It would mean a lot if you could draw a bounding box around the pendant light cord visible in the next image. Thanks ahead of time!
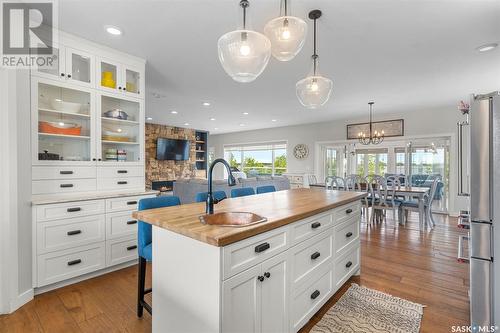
[240,0,249,29]
[284,0,288,16]
[313,16,318,75]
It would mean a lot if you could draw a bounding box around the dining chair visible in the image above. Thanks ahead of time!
[256,185,276,194]
[325,176,345,190]
[231,187,255,198]
[369,177,402,226]
[344,174,362,191]
[401,176,441,228]
[195,190,227,203]
[137,196,181,317]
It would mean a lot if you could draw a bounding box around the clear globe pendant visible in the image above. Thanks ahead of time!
[264,16,307,61]
[218,30,271,83]
[296,60,333,109]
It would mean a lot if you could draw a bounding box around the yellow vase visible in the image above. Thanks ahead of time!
[101,71,116,88]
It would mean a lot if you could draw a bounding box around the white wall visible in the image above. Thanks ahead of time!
[209,106,468,215]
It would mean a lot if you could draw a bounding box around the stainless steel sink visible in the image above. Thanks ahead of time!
[199,212,267,227]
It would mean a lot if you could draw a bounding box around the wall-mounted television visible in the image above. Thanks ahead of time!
[156,138,190,161]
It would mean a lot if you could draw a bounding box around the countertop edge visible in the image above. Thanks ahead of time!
[32,190,159,206]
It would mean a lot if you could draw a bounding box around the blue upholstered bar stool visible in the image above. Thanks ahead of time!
[195,191,227,203]
[231,187,255,198]
[256,185,276,194]
[137,196,181,317]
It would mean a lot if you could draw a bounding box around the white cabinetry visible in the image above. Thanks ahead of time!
[283,173,310,189]
[152,201,362,333]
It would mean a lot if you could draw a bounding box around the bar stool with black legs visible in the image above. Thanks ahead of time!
[137,196,181,317]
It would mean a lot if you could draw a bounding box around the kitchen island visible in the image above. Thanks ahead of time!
[133,188,366,333]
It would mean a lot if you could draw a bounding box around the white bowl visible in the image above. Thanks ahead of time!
[51,99,82,113]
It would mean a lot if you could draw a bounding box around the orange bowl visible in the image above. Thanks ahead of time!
[39,121,82,136]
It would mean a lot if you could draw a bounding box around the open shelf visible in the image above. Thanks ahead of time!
[101,117,140,125]
[39,108,90,118]
[102,140,139,145]
[196,140,205,144]
[39,133,90,140]
[195,150,205,153]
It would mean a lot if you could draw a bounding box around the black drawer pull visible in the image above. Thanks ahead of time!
[67,259,81,266]
[117,170,128,174]
[311,252,321,260]
[257,275,265,282]
[60,170,74,175]
[117,181,128,185]
[127,220,137,225]
[67,230,82,236]
[60,183,74,188]
[127,201,137,205]
[345,261,353,268]
[127,245,137,251]
[346,208,353,214]
[310,290,320,300]
[67,207,81,212]
[311,222,321,229]
[346,232,353,238]
[263,272,271,278]
[255,242,270,253]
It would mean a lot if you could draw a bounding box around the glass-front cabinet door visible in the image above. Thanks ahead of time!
[32,42,65,81]
[123,66,142,97]
[97,94,143,164]
[97,58,121,94]
[65,47,94,88]
[32,78,95,164]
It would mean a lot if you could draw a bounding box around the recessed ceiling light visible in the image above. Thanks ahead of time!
[239,123,245,126]
[105,25,122,36]
[171,110,178,114]
[214,127,219,130]
[210,117,216,121]
[271,119,277,122]
[477,43,498,52]
[184,122,190,126]
[146,117,153,121]
[202,102,211,106]
[242,112,249,115]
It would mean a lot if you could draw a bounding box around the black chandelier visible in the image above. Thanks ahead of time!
[357,102,384,145]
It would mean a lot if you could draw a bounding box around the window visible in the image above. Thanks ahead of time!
[325,148,338,177]
[394,147,406,174]
[224,142,287,177]
[355,148,388,177]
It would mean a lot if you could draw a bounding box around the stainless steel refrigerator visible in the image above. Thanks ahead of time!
[470,91,500,327]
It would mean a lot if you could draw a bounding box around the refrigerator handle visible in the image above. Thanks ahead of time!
[457,121,470,197]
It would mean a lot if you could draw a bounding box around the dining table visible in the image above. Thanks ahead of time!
[309,183,430,228]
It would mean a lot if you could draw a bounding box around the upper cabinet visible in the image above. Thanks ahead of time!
[97,58,144,98]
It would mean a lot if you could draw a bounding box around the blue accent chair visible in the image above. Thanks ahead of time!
[195,191,227,203]
[137,196,181,317]
[231,187,255,198]
[256,185,276,194]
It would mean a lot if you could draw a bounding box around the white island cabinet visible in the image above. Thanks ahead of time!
[142,190,363,333]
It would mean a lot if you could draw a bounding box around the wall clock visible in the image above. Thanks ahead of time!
[293,144,309,159]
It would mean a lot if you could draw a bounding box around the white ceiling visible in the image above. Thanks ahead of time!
[59,0,500,134]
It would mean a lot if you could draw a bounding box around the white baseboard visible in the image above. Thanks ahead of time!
[7,288,34,314]
[34,259,137,295]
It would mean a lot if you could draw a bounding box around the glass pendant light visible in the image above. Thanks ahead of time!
[296,10,333,109]
[264,0,307,61]
[218,0,271,83]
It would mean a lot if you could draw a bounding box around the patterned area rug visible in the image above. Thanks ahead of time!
[311,284,424,333]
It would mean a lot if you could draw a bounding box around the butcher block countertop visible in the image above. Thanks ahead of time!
[133,188,366,247]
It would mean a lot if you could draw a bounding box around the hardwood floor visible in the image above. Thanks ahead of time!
[0,212,469,333]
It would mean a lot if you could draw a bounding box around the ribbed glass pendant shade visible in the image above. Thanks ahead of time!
[218,30,271,83]
[264,16,307,61]
[296,74,333,109]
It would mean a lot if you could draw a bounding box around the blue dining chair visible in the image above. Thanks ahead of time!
[256,185,276,194]
[137,196,181,317]
[195,191,227,203]
[231,187,255,198]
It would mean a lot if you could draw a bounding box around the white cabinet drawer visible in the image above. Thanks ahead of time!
[223,226,289,280]
[292,176,303,183]
[36,200,105,222]
[290,211,333,245]
[32,166,96,180]
[106,211,138,239]
[105,194,155,213]
[290,229,333,290]
[334,201,361,225]
[106,236,137,267]
[334,215,360,255]
[290,183,302,189]
[97,166,144,178]
[97,176,144,191]
[290,264,334,332]
[36,242,105,287]
[37,215,105,254]
[32,178,97,195]
[334,245,360,289]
